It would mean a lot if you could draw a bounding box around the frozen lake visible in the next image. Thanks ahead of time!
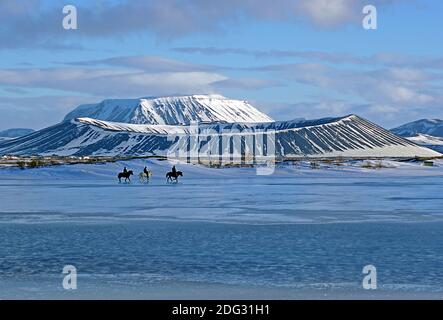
[1,159,443,299]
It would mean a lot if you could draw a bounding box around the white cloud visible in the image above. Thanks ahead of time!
[66,55,219,73]
[296,0,357,27]
[253,62,442,108]
[380,85,435,104]
[0,0,416,49]
[0,67,226,97]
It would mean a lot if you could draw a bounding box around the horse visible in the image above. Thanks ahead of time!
[118,170,133,182]
[166,171,183,182]
[139,170,152,183]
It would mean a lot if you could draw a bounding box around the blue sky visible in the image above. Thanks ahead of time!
[0,0,442,130]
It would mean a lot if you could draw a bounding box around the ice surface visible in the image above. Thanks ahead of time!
[1,159,443,299]
[1,158,443,224]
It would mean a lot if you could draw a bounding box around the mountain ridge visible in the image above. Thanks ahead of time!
[0,114,439,158]
[0,96,440,158]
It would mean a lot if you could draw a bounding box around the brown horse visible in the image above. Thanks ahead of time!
[118,170,133,182]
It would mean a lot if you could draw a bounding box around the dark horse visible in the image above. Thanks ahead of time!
[118,170,133,182]
[166,171,183,182]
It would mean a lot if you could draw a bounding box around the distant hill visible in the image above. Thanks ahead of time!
[391,119,443,153]
[391,119,443,138]
[0,128,35,139]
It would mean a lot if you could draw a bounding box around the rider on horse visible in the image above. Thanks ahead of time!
[166,165,182,182]
[118,167,133,182]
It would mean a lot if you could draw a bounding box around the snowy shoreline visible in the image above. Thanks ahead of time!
[1,157,443,179]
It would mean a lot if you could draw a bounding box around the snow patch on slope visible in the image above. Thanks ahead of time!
[408,134,443,146]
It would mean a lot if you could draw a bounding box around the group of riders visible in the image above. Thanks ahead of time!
[118,165,182,183]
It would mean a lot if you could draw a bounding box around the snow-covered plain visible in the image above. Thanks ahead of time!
[1,159,443,299]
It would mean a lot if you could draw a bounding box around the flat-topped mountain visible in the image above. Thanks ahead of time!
[64,94,274,125]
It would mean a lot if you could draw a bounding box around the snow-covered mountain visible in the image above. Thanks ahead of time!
[391,119,443,153]
[0,114,439,158]
[391,119,443,138]
[64,95,274,125]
